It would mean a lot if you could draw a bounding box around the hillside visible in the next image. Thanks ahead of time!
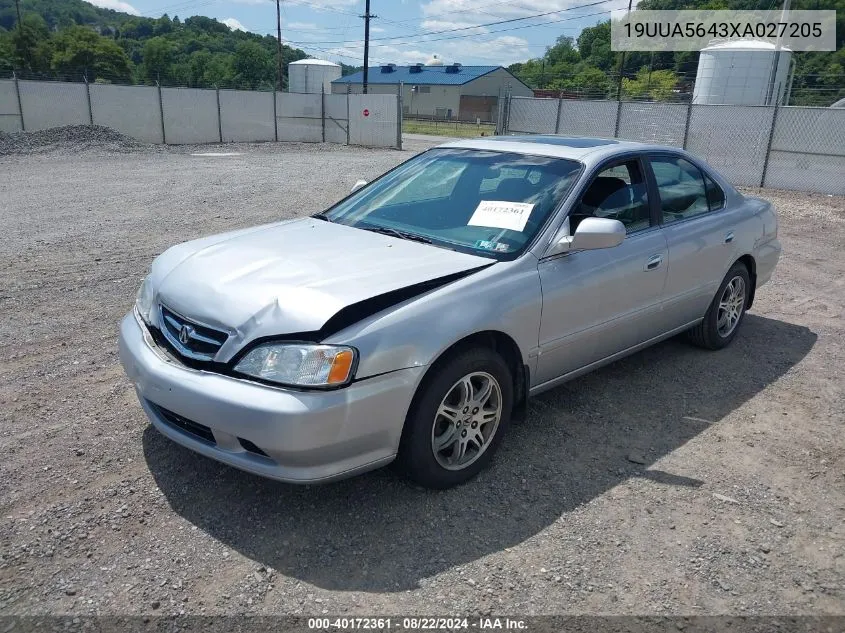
[0,0,310,89]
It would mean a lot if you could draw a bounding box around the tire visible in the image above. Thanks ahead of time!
[686,262,751,350]
[395,347,513,489]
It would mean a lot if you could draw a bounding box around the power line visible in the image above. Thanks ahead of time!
[283,0,617,46]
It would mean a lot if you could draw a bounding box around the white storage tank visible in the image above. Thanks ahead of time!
[692,40,792,105]
[288,59,342,94]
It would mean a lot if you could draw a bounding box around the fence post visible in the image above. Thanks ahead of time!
[272,86,278,143]
[682,100,693,149]
[554,98,563,134]
[84,73,93,126]
[156,80,166,144]
[321,86,326,143]
[760,104,780,188]
[346,86,351,146]
[13,72,25,132]
[613,100,623,138]
[396,81,403,150]
[215,85,223,143]
[503,88,512,134]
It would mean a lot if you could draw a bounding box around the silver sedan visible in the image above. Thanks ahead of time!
[119,136,781,489]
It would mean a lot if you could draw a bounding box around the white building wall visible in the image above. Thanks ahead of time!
[332,81,461,118]
[461,68,532,98]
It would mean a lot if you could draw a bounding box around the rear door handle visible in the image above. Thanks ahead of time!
[645,254,664,271]
[724,231,735,243]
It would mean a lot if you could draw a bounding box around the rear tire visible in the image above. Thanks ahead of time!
[395,347,513,489]
[686,262,751,350]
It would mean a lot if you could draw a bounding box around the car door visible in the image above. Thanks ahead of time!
[645,153,739,327]
[535,156,669,387]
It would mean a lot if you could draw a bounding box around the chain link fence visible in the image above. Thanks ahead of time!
[504,95,845,195]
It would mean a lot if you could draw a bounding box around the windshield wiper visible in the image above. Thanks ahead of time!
[312,212,332,222]
[359,225,434,245]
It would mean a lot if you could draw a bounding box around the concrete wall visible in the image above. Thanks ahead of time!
[90,84,163,143]
[0,80,22,133]
[18,80,89,131]
[220,89,275,143]
[0,79,400,149]
[506,95,845,195]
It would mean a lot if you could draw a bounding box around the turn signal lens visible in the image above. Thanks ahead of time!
[327,349,355,384]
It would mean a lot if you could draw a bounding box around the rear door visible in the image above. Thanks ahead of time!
[535,156,669,387]
[645,153,739,327]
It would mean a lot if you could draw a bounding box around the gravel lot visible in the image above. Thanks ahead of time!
[0,131,843,618]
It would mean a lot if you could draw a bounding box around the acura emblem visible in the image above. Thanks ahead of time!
[179,324,194,345]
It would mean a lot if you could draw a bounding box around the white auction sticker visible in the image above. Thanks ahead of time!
[468,200,534,232]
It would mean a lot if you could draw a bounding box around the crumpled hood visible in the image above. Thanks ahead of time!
[153,218,491,347]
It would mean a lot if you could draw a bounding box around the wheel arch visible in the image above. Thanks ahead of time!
[736,254,757,308]
[406,330,530,429]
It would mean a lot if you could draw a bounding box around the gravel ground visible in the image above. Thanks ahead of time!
[0,133,843,618]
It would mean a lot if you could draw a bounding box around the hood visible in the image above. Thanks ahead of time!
[154,218,491,346]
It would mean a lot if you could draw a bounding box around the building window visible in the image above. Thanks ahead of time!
[419,86,431,93]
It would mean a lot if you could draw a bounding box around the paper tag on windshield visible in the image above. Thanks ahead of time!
[468,201,534,232]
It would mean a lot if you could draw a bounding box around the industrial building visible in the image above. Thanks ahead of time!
[331,58,533,122]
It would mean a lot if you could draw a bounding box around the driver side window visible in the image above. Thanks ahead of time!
[570,160,651,234]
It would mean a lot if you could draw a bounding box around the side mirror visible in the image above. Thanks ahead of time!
[351,179,368,193]
[549,217,625,255]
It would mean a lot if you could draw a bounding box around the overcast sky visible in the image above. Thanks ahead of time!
[87,0,623,66]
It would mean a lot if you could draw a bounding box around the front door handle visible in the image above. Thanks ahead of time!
[645,254,664,271]
[724,231,735,243]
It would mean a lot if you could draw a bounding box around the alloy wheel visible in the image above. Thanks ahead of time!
[431,371,502,471]
[717,275,746,337]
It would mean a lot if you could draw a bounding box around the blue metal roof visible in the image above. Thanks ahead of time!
[332,65,502,86]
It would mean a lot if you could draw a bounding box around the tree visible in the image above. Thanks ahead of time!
[622,68,679,101]
[10,13,50,72]
[232,40,271,89]
[50,25,132,82]
[142,36,174,83]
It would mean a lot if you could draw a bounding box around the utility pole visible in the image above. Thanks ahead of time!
[361,0,377,94]
[276,0,283,91]
[765,0,791,105]
[14,0,22,27]
[615,0,634,102]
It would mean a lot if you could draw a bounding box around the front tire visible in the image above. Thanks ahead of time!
[396,348,513,489]
[686,262,751,350]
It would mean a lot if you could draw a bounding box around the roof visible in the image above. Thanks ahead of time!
[332,65,502,86]
[290,58,340,67]
[436,135,668,163]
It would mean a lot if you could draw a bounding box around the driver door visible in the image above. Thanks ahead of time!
[534,157,669,387]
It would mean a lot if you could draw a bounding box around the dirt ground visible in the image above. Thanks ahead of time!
[0,138,843,618]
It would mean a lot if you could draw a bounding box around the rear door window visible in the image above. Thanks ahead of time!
[649,156,710,224]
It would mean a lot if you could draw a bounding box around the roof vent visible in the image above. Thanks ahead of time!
[380,63,396,73]
[445,62,462,74]
[409,63,423,74]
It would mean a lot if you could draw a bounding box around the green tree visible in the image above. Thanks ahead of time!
[50,25,132,81]
[10,13,50,72]
[142,36,174,83]
[622,68,679,101]
[232,40,271,89]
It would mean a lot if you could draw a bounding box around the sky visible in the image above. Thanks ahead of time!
[86,0,627,67]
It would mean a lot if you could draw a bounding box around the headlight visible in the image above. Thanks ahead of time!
[234,343,357,388]
[135,275,154,324]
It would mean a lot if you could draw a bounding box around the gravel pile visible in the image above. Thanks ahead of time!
[0,124,153,156]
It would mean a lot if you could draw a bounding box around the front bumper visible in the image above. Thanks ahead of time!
[118,312,425,483]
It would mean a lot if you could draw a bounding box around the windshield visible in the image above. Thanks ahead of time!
[323,148,582,259]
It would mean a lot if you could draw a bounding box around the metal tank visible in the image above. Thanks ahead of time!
[692,40,793,105]
[288,59,342,94]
